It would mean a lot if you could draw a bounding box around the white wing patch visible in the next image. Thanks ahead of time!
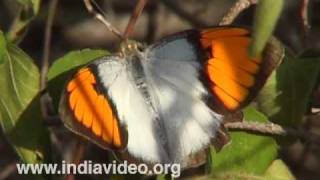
[96,58,169,163]
[95,37,223,166]
[143,55,222,164]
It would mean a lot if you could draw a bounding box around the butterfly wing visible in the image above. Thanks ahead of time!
[60,55,172,163]
[200,27,284,112]
[144,27,283,165]
[59,56,127,150]
[144,30,223,165]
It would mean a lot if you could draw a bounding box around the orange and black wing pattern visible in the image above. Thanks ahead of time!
[59,67,126,150]
[200,27,283,111]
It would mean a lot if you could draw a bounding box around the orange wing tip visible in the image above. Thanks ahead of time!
[82,110,93,128]
[207,59,255,88]
[74,100,85,123]
[91,117,102,137]
[69,90,80,110]
[210,37,260,74]
[67,68,93,92]
[200,28,249,48]
[213,86,239,110]
[201,28,249,39]
[65,67,125,150]
[206,65,249,102]
[112,120,124,148]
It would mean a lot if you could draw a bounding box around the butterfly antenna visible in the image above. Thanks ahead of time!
[83,0,123,40]
[123,0,148,39]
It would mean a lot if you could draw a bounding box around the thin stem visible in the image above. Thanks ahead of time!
[40,0,58,118]
[123,0,148,39]
[225,121,287,135]
[225,121,320,145]
[219,0,257,26]
[65,141,86,180]
[40,0,58,91]
[300,0,310,33]
[0,162,16,180]
[83,0,122,39]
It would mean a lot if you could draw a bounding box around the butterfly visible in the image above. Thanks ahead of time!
[59,27,284,168]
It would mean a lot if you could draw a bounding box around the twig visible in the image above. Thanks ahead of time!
[40,0,58,91]
[161,0,208,27]
[296,115,312,172]
[0,162,17,179]
[123,0,148,39]
[219,0,257,26]
[83,0,122,39]
[300,0,310,33]
[65,141,86,180]
[225,121,287,135]
[40,0,58,119]
[224,121,320,145]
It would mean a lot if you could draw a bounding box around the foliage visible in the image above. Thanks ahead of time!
[0,31,50,180]
[210,107,278,176]
[47,49,109,108]
[6,0,41,43]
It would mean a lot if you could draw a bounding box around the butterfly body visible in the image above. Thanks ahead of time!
[59,27,284,168]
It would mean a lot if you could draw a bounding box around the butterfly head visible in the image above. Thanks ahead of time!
[119,39,145,57]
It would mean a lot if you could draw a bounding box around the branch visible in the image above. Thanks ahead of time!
[65,141,86,180]
[40,0,58,119]
[225,121,287,135]
[40,0,58,91]
[219,0,257,26]
[0,162,16,180]
[300,0,310,33]
[123,0,148,39]
[83,0,122,39]
[225,121,320,145]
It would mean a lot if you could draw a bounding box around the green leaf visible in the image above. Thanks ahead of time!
[257,54,320,127]
[0,31,50,179]
[16,0,41,14]
[47,49,109,109]
[210,106,277,175]
[264,160,295,180]
[249,0,284,57]
[0,32,6,64]
[156,174,166,180]
[6,0,41,43]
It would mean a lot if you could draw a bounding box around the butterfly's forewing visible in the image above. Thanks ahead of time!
[145,31,223,166]
[59,56,127,151]
[144,27,284,166]
[199,27,284,112]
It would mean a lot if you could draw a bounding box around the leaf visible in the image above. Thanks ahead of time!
[16,0,41,14]
[6,0,41,43]
[209,106,278,175]
[257,54,320,127]
[263,160,296,180]
[0,31,50,179]
[156,174,166,180]
[249,0,284,57]
[0,32,5,64]
[47,49,109,109]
